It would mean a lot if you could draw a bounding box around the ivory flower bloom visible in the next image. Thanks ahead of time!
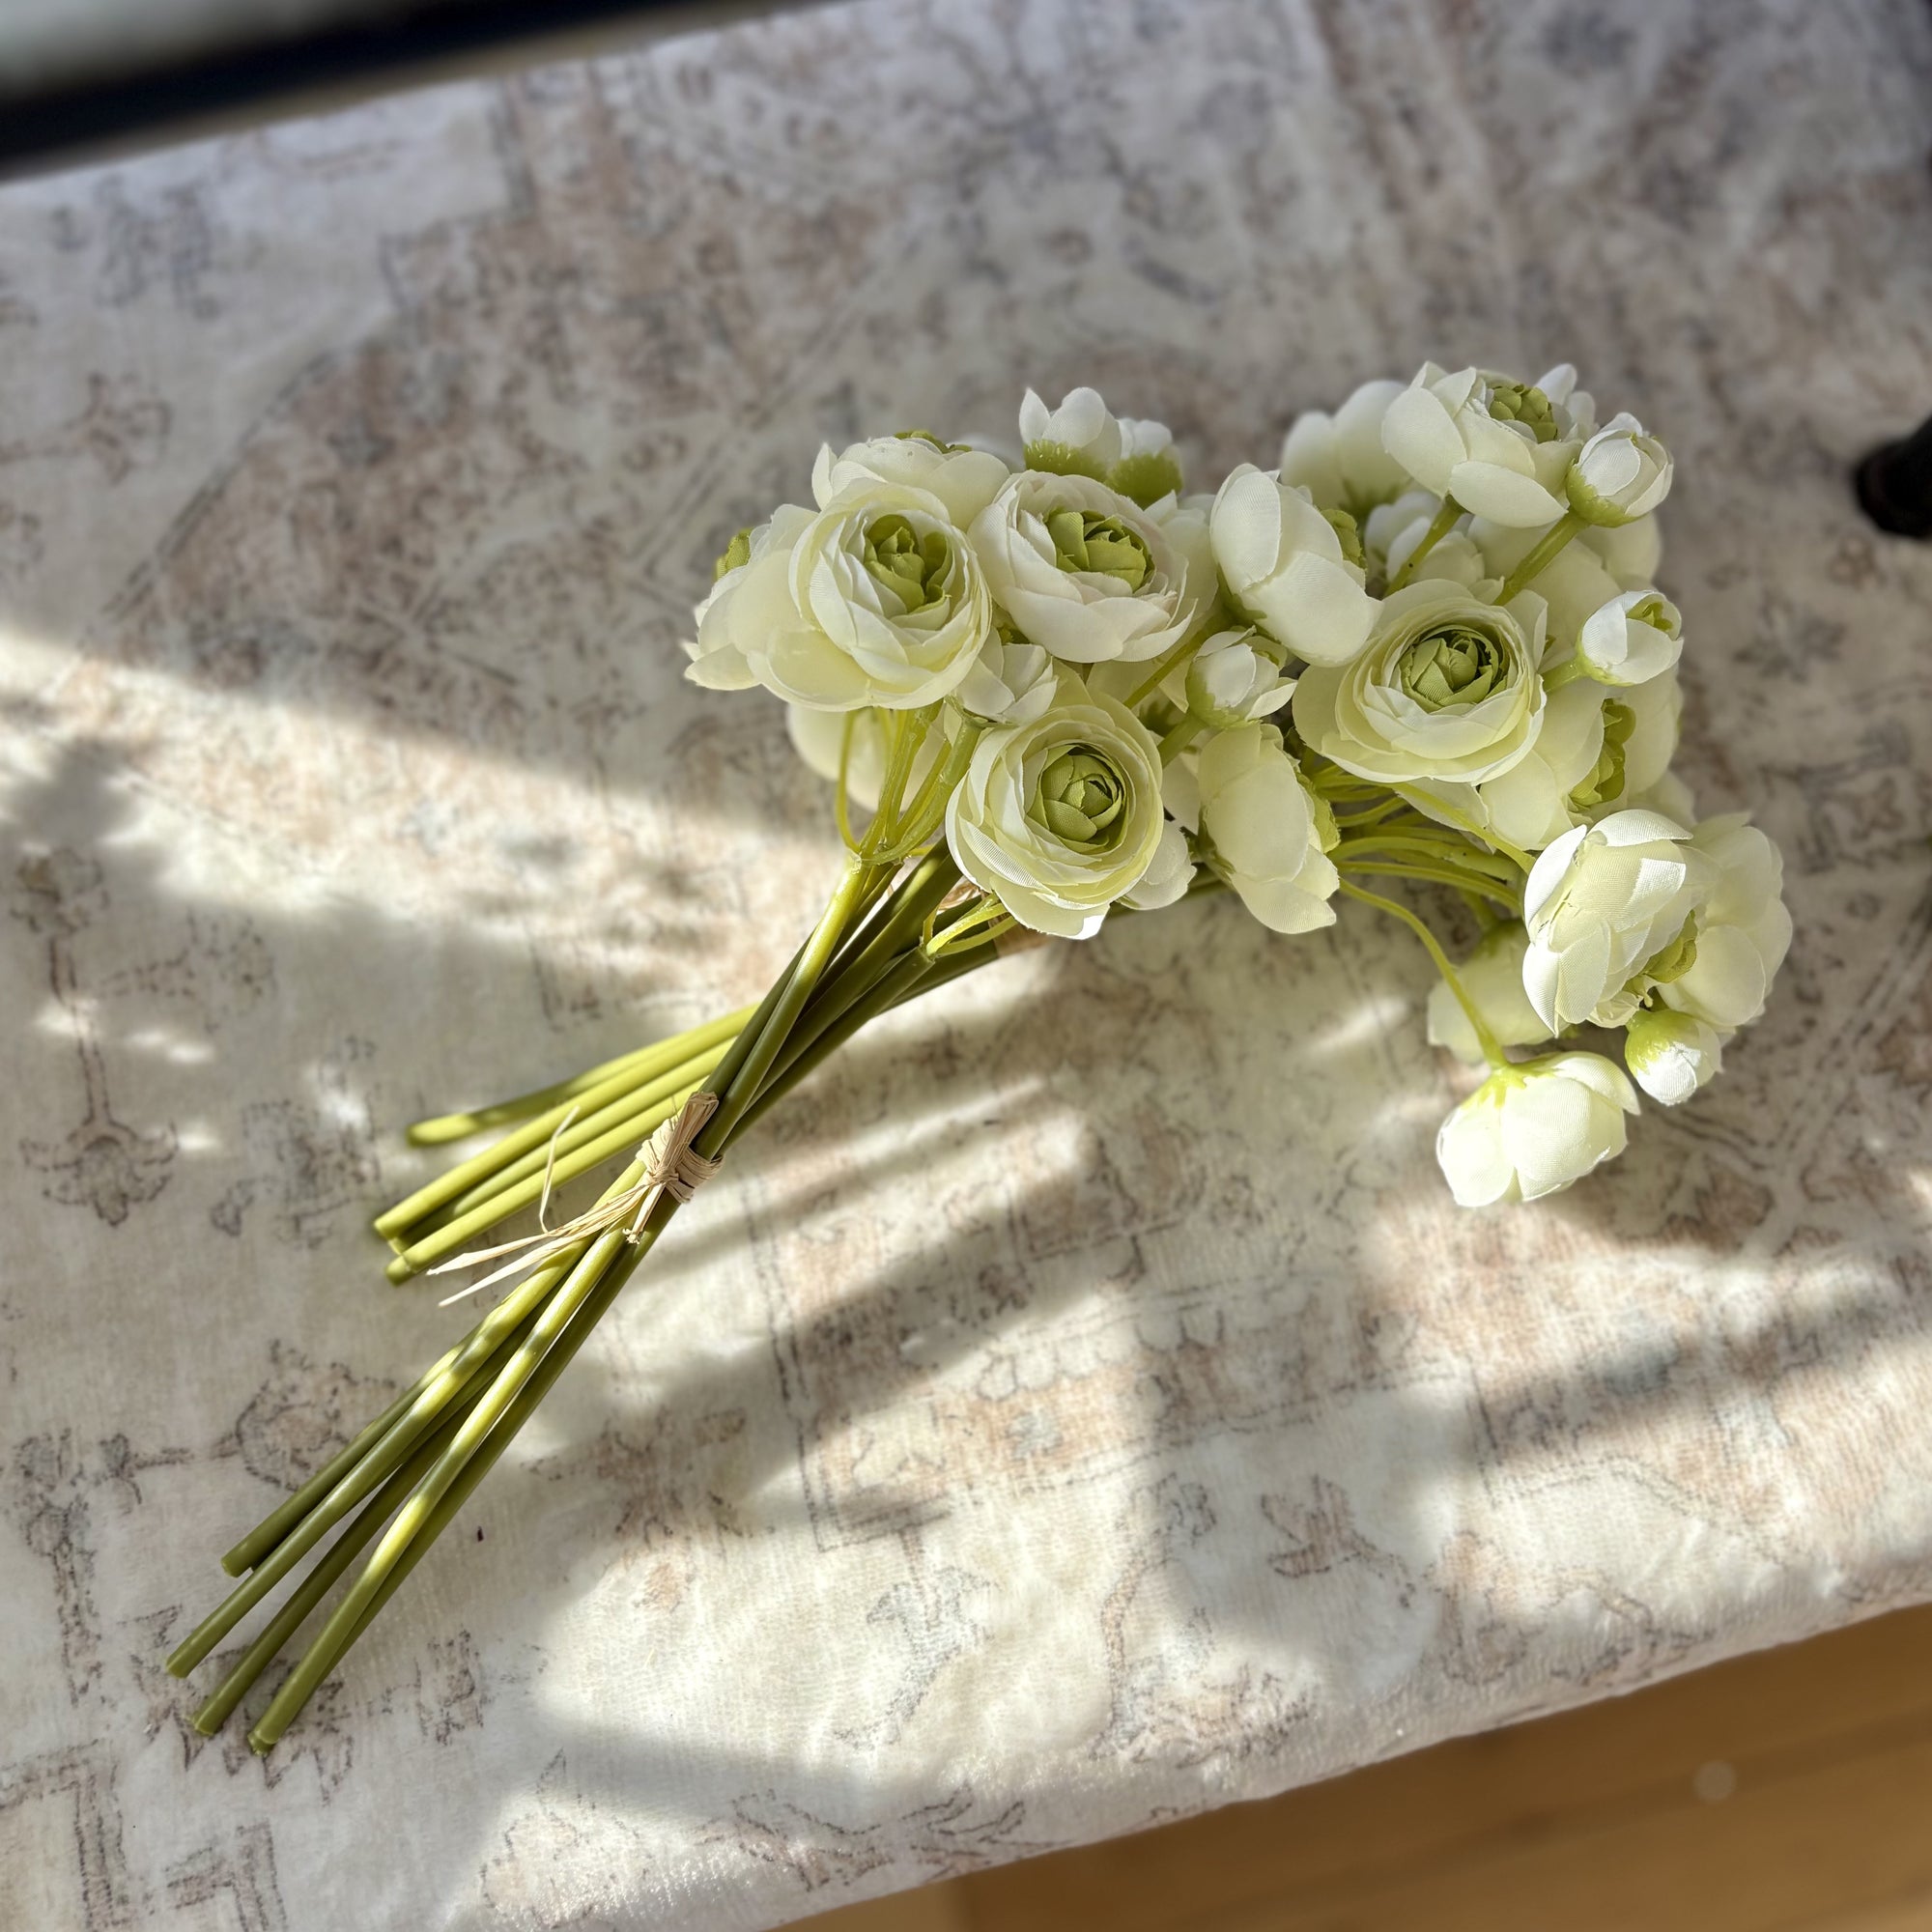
[687,484,993,710]
[1520,810,1709,1031]
[1435,1052,1637,1207]
[945,679,1170,938]
[969,471,1199,665]
[1567,412,1673,526]
[812,431,1010,528]
[1426,922,1555,1065]
[1110,417,1184,507]
[1209,465,1377,667]
[1381,363,1592,528]
[1183,627,1294,728]
[1292,582,1547,786]
[1279,379,1410,516]
[1194,722,1340,933]
[1656,815,1792,1031]
[1624,1007,1724,1106]
[1577,589,1683,686]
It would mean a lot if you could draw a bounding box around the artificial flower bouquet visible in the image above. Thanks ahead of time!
[168,364,1792,1747]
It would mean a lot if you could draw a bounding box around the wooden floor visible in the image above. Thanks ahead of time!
[802,1602,1932,1932]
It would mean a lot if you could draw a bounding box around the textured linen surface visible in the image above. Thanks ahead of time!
[3,3,1931,1926]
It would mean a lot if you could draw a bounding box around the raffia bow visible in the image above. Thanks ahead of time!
[430,1090,723,1306]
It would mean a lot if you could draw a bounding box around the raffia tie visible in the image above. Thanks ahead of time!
[430,1091,723,1306]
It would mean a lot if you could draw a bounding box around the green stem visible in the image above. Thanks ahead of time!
[1386,496,1462,592]
[193,1309,532,1733]
[1123,631,1208,710]
[1495,509,1584,606]
[248,1220,637,1749]
[1337,858,1520,910]
[375,1007,751,1240]
[1158,718,1202,765]
[1338,880,1508,1068]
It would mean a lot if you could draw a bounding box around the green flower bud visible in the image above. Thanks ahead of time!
[862,513,952,614]
[1032,746,1128,850]
[893,427,972,454]
[713,526,753,581]
[1398,622,1511,711]
[1043,508,1152,590]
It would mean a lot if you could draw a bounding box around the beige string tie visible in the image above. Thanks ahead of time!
[429,1090,724,1306]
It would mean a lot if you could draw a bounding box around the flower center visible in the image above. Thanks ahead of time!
[1487,381,1559,443]
[863,514,952,613]
[1033,746,1128,850]
[1044,508,1151,590]
[1398,623,1511,711]
[1568,699,1635,811]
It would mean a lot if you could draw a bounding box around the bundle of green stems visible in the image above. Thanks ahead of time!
[166,694,1523,1751]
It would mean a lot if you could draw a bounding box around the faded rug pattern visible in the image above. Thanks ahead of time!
[2,2,1930,1925]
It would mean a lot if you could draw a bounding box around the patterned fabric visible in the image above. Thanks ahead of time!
[2,2,1929,1925]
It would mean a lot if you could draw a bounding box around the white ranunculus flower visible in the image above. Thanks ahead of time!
[1656,814,1792,1032]
[1567,412,1673,526]
[1435,1052,1637,1207]
[1123,816,1195,910]
[1194,722,1340,934]
[1520,810,1710,1031]
[812,431,1011,528]
[969,470,1200,666]
[1427,922,1556,1065]
[1279,379,1411,516]
[1018,385,1122,481]
[1381,363,1588,528]
[945,676,1169,939]
[687,484,993,711]
[1292,582,1548,786]
[1577,589,1683,686]
[1624,1006,1724,1106]
[785,704,943,811]
[956,639,1056,724]
[1209,465,1378,668]
[1184,627,1294,728]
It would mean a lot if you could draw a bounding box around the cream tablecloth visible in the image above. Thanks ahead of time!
[3,2,1931,1926]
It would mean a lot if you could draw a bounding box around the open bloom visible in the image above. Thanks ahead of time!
[1427,922,1556,1065]
[1520,809,1709,1030]
[1209,465,1377,667]
[969,470,1200,665]
[1624,1006,1724,1106]
[1567,413,1672,526]
[812,430,1011,528]
[687,484,993,710]
[1292,582,1547,786]
[946,678,1170,938]
[1193,721,1339,933]
[1655,814,1792,1031]
[1381,363,1593,528]
[1279,379,1411,516]
[1435,1052,1638,1206]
